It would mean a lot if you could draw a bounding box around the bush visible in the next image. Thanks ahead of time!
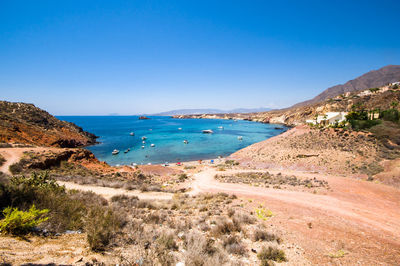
[8,163,23,175]
[253,229,281,243]
[225,160,239,166]
[380,109,400,122]
[223,235,247,255]
[179,173,188,181]
[0,205,48,235]
[258,246,287,264]
[157,233,178,251]
[348,119,381,130]
[86,206,123,251]
[0,154,5,167]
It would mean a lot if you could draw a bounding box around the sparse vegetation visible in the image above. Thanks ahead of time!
[216,171,329,190]
[0,173,287,264]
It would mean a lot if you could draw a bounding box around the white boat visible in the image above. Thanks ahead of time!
[151,144,155,147]
[141,146,145,149]
[178,128,182,130]
[238,136,243,140]
[112,149,119,155]
[218,126,224,129]
[142,140,146,144]
[202,129,214,134]
[142,136,147,140]
[130,132,135,136]
[183,140,189,144]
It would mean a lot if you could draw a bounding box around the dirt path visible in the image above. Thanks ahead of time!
[0,148,35,175]
[58,181,174,200]
[1,147,399,263]
[190,167,400,264]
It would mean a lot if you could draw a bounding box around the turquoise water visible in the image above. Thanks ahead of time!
[58,116,287,165]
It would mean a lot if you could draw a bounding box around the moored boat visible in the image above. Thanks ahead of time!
[112,149,119,155]
[202,129,214,134]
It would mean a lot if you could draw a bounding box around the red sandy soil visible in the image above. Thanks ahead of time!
[190,167,400,264]
[1,142,400,264]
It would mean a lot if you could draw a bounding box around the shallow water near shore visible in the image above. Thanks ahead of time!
[58,116,287,165]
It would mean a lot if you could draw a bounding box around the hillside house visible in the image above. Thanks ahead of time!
[306,112,348,125]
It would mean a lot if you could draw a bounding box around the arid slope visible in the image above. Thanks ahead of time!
[0,101,97,147]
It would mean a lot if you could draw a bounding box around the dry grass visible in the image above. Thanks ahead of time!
[216,171,329,191]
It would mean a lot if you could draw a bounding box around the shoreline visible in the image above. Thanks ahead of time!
[80,117,291,167]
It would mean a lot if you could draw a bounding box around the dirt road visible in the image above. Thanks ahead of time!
[1,148,399,264]
[58,181,174,200]
[190,167,400,264]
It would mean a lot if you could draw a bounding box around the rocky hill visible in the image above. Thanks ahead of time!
[0,101,97,147]
[293,65,400,107]
[174,65,400,126]
[175,83,400,126]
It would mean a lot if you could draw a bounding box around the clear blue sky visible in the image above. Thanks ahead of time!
[1,0,399,115]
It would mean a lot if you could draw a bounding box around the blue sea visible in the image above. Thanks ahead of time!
[58,116,287,165]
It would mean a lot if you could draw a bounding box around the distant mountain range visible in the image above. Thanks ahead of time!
[151,107,272,116]
[293,65,400,108]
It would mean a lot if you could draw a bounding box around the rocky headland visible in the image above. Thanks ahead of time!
[0,101,98,147]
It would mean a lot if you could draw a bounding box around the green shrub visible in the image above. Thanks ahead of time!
[0,205,48,235]
[348,119,381,130]
[258,246,287,264]
[380,109,400,122]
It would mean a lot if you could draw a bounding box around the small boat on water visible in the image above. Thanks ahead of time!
[142,140,146,144]
[112,149,119,155]
[238,136,243,140]
[141,146,145,149]
[183,140,189,144]
[274,127,283,130]
[218,126,224,129]
[124,149,129,153]
[178,128,182,130]
[130,132,135,136]
[142,136,147,140]
[202,129,214,134]
[151,144,155,147]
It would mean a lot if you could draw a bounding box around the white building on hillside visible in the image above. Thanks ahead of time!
[306,112,348,125]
